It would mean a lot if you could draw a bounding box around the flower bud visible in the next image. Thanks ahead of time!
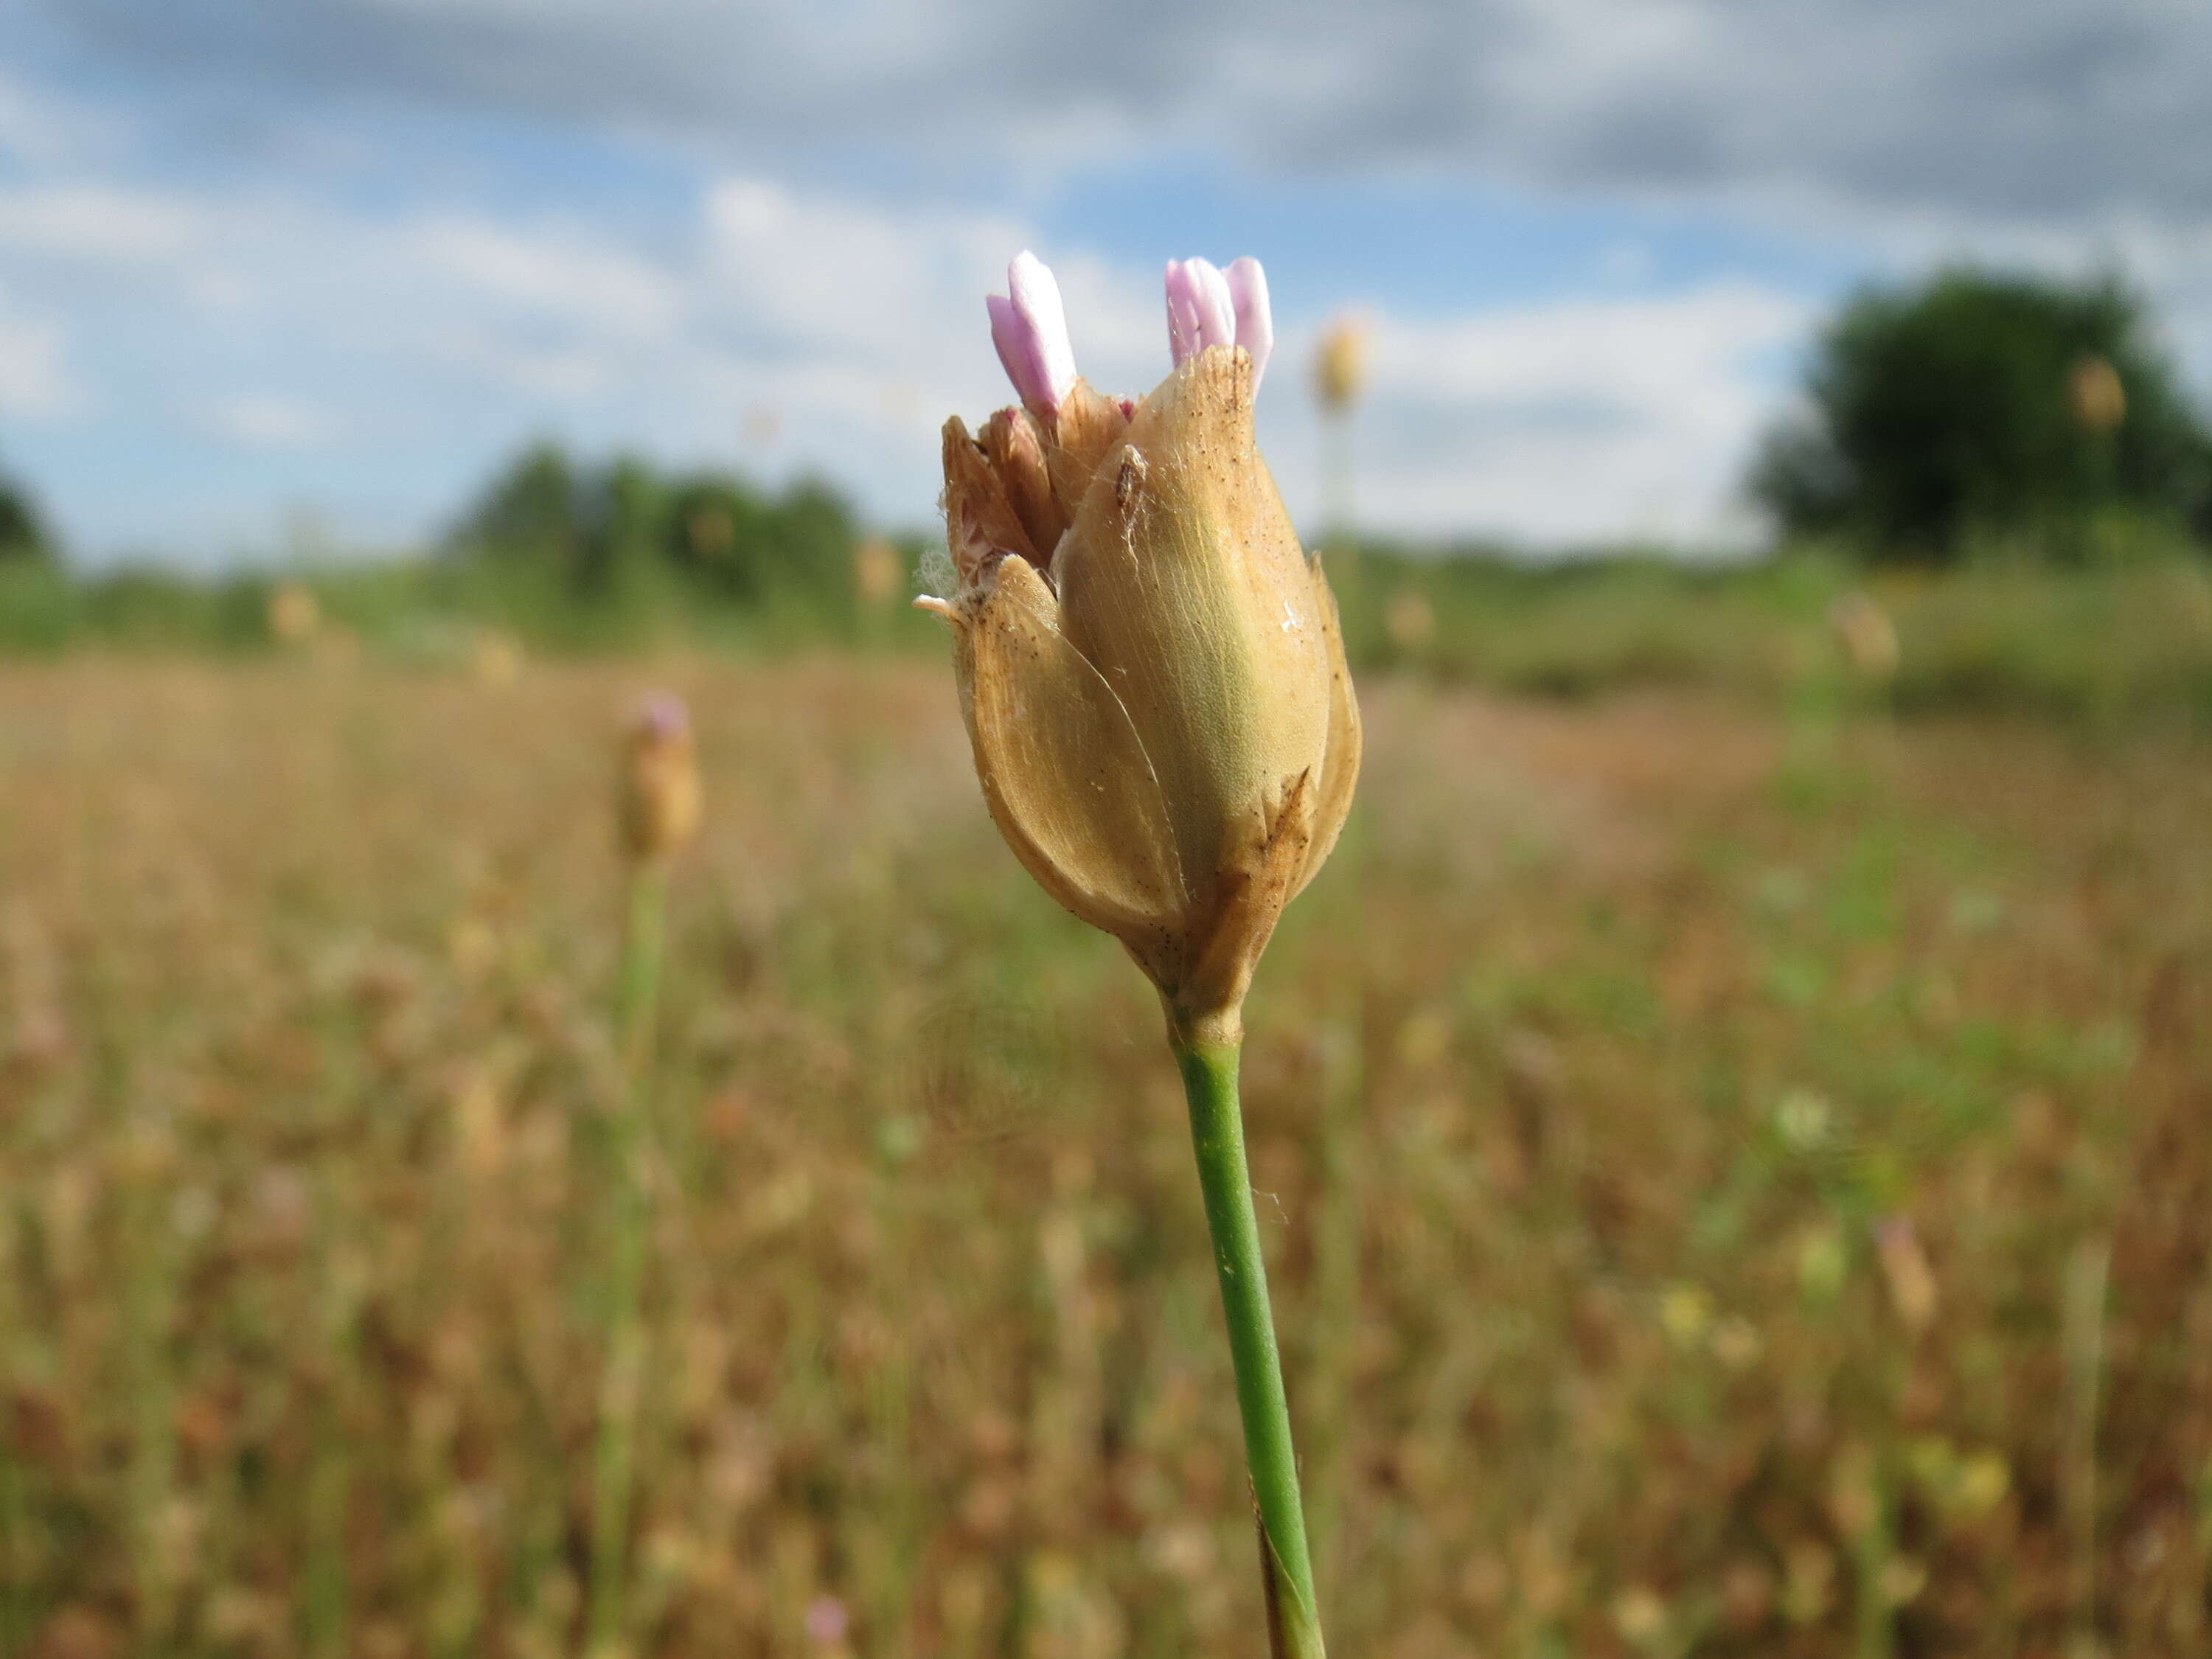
[923,253,1360,1044]
[619,695,702,865]
[1312,313,1370,414]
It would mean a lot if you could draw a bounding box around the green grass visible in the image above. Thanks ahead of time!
[11,540,2211,734]
[1327,544,2212,731]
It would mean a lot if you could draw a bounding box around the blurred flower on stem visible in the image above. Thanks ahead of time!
[923,248,1357,1658]
[1312,313,1370,416]
[1311,311,1369,558]
[619,695,703,868]
[591,692,698,1658]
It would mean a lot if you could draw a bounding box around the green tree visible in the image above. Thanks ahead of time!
[0,463,51,562]
[661,472,859,605]
[451,441,584,571]
[449,440,863,618]
[585,455,669,594]
[1753,269,2212,560]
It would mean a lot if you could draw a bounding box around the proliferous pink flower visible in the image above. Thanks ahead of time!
[924,251,1359,1044]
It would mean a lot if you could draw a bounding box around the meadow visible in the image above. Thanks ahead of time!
[1,599,2210,1656]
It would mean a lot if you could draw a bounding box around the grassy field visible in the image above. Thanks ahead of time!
[2,653,2209,1658]
[10,548,2212,736]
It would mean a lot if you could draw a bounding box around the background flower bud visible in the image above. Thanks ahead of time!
[1312,313,1370,414]
[619,694,702,864]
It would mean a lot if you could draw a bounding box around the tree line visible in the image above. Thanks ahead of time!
[446,442,866,607]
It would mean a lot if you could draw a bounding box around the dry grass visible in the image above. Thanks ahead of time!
[1,655,2209,1658]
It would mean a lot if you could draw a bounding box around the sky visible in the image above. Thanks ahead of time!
[0,1,2208,567]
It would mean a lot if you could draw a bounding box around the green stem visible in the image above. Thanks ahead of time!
[618,864,669,1078]
[587,861,669,1659]
[1174,1039,1326,1659]
[1322,407,1355,563]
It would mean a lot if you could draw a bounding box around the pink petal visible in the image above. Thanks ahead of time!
[1189,258,1236,351]
[1007,251,1077,409]
[986,293,1030,401]
[986,251,1078,415]
[1164,257,1238,366]
[1225,257,1274,393]
[1164,260,1200,364]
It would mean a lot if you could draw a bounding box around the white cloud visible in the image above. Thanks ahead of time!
[0,151,1853,552]
[0,291,81,418]
[428,330,619,400]
[10,0,2212,563]
[44,0,2212,231]
[1344,283,1812,544]
[0,183,208,264]
[0,66,119,167]
[202,394,340,449]
[410,215,684,341]
[23,0,2212,560]
[703,178,1031,368]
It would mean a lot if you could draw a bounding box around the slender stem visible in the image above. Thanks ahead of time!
[1321,407,1354,562]
[587,861,669,1659]
[618,863,669,1078]
[1173,1038,1326,1659]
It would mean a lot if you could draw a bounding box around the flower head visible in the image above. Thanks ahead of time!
[619,692,703,864]
[924,251,1360,1044]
